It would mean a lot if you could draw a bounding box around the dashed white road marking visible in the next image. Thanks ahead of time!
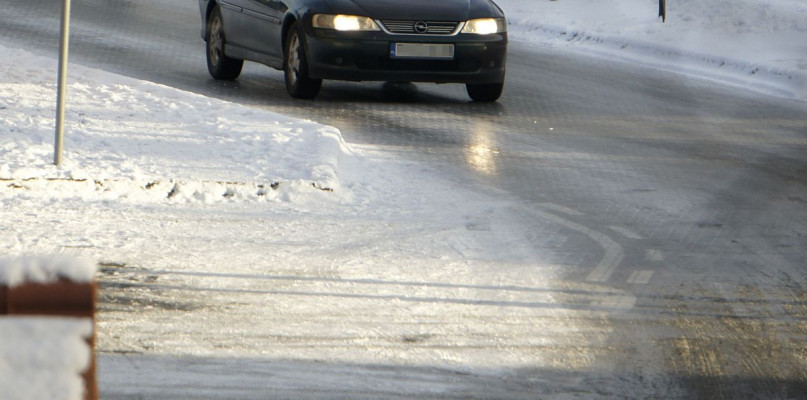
[585,240,625,283]
[627,270,655,284]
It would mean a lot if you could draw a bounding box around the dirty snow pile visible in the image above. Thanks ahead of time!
[0,44,352,204]
[498,0,807,100]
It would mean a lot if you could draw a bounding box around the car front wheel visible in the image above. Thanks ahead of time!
[206,7,243,80]
[284,23,322,99]
[466,82,504,102]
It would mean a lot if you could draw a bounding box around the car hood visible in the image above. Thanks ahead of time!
[322,0,503,21]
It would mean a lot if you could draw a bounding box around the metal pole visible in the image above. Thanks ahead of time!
[659,0,667,23]
[54,0,72,166]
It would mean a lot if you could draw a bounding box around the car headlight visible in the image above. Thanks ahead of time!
[312,14,380,31]
[461,18,507,35]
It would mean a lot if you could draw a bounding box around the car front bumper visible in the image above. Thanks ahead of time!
[304,29,507,84]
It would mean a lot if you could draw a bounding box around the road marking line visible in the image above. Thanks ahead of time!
[627,270,654,284]
[609,226,643,239]
[530,206,624,283]
[585,241,624,283]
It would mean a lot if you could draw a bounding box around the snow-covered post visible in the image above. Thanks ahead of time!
[54,0,72,166]
[659,0,667,22]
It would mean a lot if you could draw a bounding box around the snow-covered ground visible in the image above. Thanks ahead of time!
[1,0,805,398]
[0,46,348,201]
[499,0,807,101]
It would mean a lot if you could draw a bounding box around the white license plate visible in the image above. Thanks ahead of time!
[391,43,455,59]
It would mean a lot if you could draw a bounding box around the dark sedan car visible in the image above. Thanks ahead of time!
[198,0,507,101]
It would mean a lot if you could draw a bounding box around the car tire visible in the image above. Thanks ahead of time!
[284,23,322,99]
[466,82,504,102]
[206,7,243,81]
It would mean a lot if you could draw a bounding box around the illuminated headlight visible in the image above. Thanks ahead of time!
[312,14,380,31]
[461,18,507,35]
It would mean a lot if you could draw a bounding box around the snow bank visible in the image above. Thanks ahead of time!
[498,0,807,100]
[0,317,93,400]
[0,256,96,287]
[0,44,353,204]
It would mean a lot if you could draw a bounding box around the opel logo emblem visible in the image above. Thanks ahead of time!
[414,21,429,34]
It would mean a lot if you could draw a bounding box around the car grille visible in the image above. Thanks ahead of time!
[379,20,460,35]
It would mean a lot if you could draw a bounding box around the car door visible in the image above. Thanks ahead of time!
[217,0,249,49]
[240,0,286,60]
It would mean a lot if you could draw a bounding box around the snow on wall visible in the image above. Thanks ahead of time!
[0,316,93,400]
[0,256,96,287]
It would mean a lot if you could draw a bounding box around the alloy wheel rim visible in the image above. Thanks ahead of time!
[209,17,223,66]
[287,34,301,86]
